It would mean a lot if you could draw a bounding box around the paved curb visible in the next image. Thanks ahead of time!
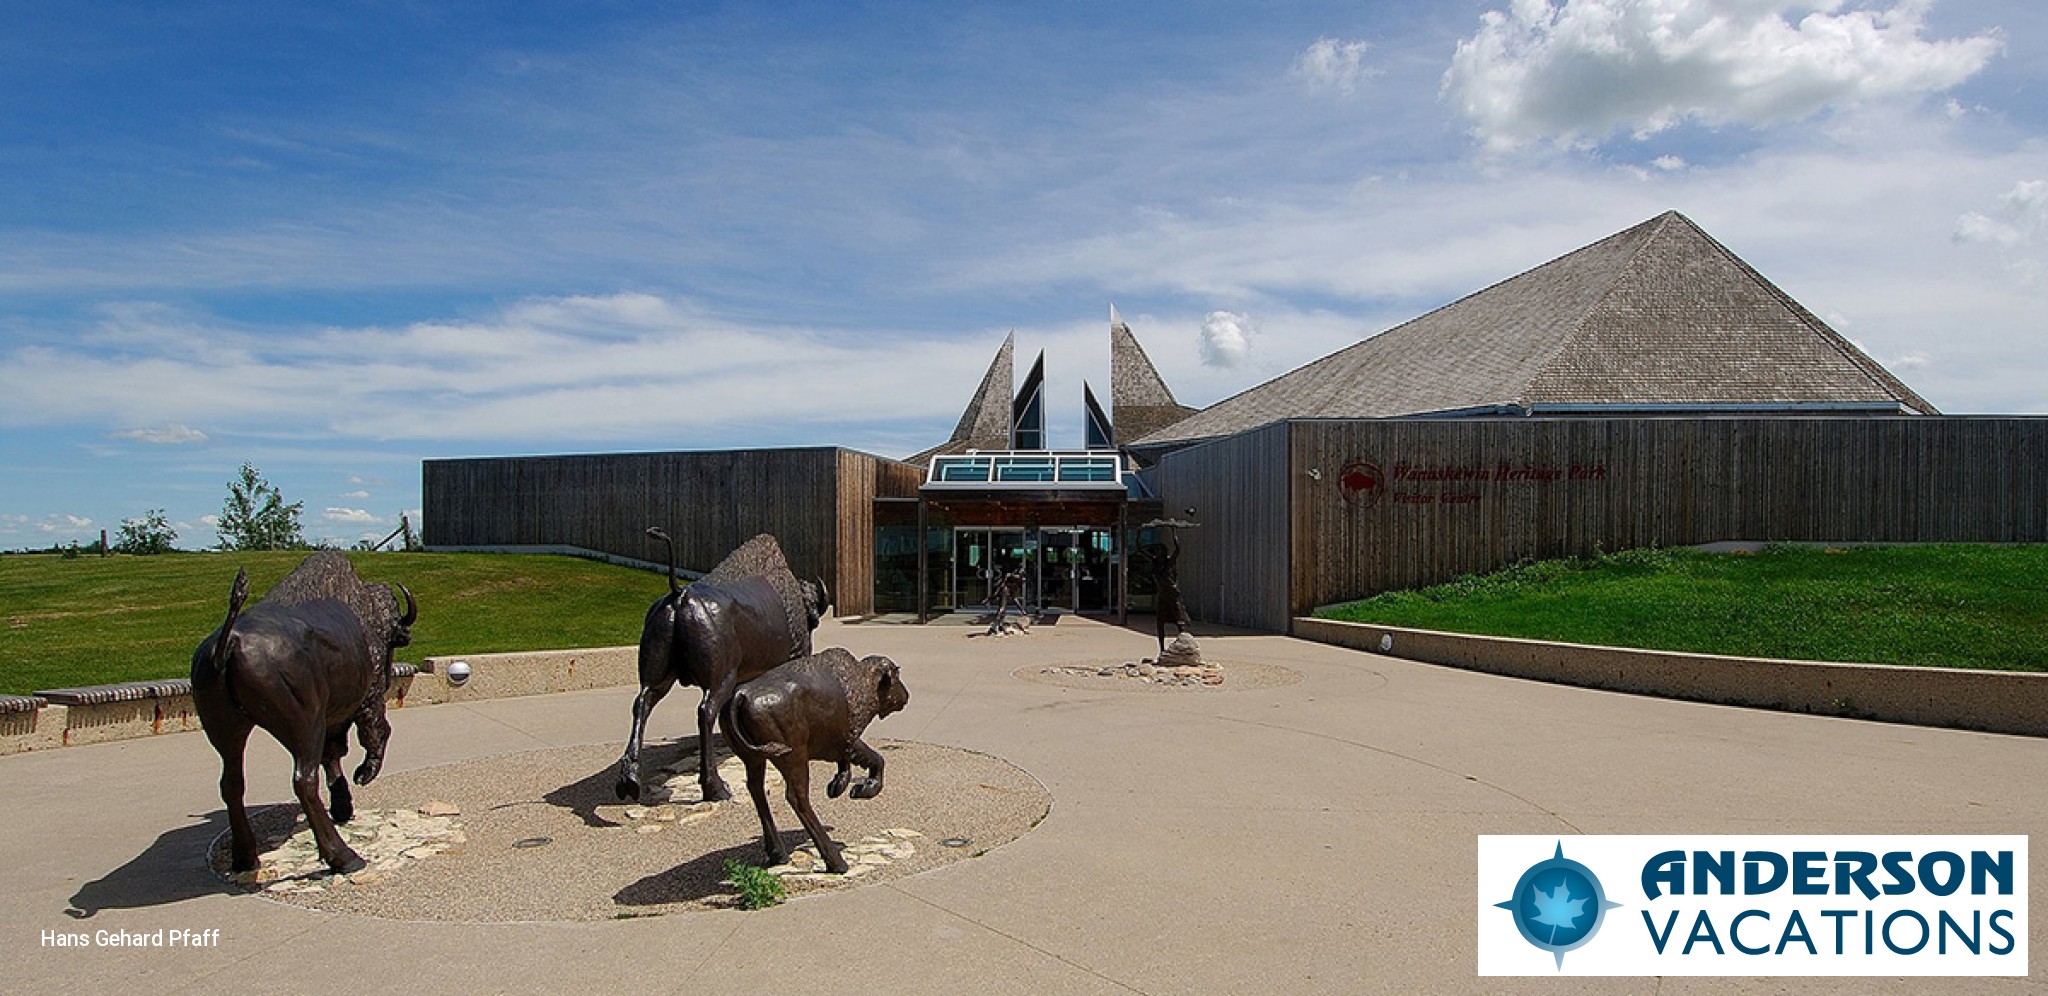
[1292,617,2048,737]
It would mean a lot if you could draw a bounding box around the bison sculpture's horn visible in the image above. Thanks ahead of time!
[396,582,417,627]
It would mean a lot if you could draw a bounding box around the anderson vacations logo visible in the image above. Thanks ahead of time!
[1479,835,2028,976]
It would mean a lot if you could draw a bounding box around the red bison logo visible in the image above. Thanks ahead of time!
[1339,460,1385,509]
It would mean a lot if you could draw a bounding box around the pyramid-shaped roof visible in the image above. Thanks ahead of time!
[908,332,1015,465]
[1135,211,1936,450]
[1110,305,1198,444]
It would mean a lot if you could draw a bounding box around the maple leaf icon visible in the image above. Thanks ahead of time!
[1528,880,1587,939]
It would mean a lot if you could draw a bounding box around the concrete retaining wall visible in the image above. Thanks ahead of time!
[1292,617,2048,738]
[407,646,637,706]
[0,646,641,756]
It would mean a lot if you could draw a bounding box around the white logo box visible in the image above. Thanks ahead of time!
[1479,835,2028,976]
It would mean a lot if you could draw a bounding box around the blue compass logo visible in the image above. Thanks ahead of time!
[1492,842,1622,969]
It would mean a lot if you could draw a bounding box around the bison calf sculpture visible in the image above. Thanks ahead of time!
[616,530,829,805]
[192,552,416,875]
[723,649,909,874]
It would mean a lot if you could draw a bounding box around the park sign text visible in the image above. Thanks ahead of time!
[1339,458,1608,509]
[1478,835,2028,976]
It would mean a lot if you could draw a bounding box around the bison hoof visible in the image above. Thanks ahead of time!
[702,779,732,803]
[331,799,354,824]
[824,857,851,875]
[827,772,850,798]
[352,760,381,786]
[328,850,367,875]
[850,778,882,800]
[615,777,641,802]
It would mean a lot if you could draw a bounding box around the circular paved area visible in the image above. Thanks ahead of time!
[9,615,2047,994]
[209,738,1048,921]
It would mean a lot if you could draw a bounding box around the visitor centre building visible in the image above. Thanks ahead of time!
[423,211,2046,631]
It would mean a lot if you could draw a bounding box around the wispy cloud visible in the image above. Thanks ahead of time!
[322,507,381,525]
[1955,179,2048,248]
[1293,38,1378,95]
[109,423,209,445]
[0,292,1015,453]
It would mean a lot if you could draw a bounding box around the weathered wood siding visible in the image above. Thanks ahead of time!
[423,447,920,616]
[831,450,925,617]
[1151,422,1292,631]
[1290,416,2048,622]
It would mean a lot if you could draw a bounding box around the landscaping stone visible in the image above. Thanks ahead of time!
[217,808,462,890]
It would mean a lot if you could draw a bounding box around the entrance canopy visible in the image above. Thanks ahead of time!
[924,451,1123,491]
[899,450,1149,622]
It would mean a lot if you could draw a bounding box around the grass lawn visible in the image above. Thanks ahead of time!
[0,551,666,695]
[1315,545,2048,671]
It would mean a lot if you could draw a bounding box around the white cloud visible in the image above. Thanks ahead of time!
[1652,155,1687,171]
[1959,179,2048,245]
[109,423,208,445]
[339,490,371,499]
[1443,0,2003,150]
[37,514,93,533]
[1293,37,1378,95]
[322,507,381,525]
[199,514,220,527]
[1198,311,1257,368]
[0,291,1019,457]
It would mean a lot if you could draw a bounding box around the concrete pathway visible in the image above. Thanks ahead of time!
[3,617,2042,994]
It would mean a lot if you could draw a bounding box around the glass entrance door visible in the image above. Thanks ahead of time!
[1038,527,1115,613]
[951,528,1033,611]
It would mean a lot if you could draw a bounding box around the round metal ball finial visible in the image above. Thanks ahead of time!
[446,661,471,686]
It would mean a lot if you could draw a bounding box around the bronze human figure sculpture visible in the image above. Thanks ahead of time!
[1137,531,1190,656]
[616,530,825,804]
[191,552,416,874]
[983,561,1028,636]
[723,649,909,873]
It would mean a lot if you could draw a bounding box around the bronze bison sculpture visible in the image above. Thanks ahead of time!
[191,552,416,875]
[723,648,909,873]
[616,530,829,804]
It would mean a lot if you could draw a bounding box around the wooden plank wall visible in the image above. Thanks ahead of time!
[1151,422,1292,631]
[423,447,919,616]
[831,451,926,616]
[1290,417,2048,620]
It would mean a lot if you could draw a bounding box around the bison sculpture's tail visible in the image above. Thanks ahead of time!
[196,567,251,686]
[723,689,793,757]
[646,526,681,595]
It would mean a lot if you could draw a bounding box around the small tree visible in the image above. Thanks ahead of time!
[113,508,178,554]
[217,463,305,551]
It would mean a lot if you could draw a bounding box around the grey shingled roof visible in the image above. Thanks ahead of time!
[908,332,1016,466]
[1134,211,1937,450]
[1110,305,1198,445]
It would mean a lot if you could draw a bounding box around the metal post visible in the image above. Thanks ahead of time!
[1117,501,1129,626]
[916,497,928,624]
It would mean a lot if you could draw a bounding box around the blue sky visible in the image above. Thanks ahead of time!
[2,0,2042,549]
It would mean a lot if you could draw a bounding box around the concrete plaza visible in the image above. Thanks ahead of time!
[3,616,2041,994]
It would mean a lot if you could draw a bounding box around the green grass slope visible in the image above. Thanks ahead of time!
[1316,545,2048,671]
[0,552,665,694]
